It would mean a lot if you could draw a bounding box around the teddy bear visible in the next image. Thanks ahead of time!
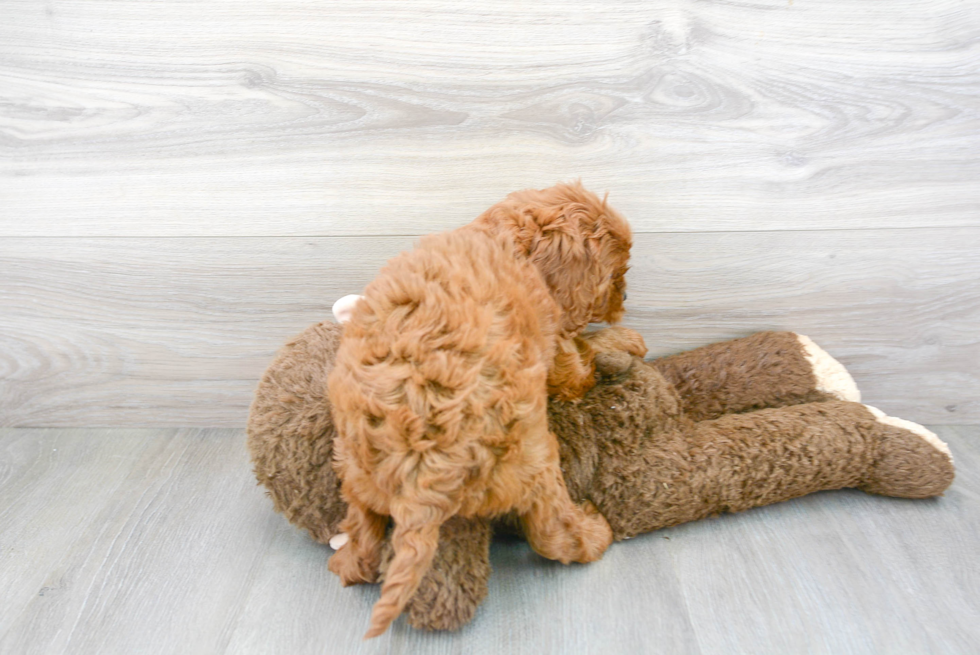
[247,298,954,632]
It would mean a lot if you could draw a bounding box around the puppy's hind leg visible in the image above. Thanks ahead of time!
[328,500,388,586]
[519,436,613,564]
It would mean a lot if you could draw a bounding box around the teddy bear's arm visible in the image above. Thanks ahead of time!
[649,331,859,422]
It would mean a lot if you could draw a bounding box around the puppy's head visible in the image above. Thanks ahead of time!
[474,181,632,332]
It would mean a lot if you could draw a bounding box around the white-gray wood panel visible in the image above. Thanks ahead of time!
[1,229,977,427]
[2,1,978,236]
[1,426,978,654]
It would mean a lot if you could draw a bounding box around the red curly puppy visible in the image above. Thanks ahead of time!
[327,182,646,638]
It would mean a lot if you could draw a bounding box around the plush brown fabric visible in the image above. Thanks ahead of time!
[247,324,955,633]
[652,331,836,422]
[560,392,878,538]
[859,421,955,498]
[247,321,346,544]
[379,516,493,632]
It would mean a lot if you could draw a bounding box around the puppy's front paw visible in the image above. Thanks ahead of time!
[328,542,380,586]
[586,326,647,358]
[550,372,596,402]
[608,327,648,357]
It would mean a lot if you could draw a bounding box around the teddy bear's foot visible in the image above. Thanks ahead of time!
[796,334,861,402]
[859,405,954,499]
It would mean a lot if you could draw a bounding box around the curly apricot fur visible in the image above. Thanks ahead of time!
[327,182,635,637]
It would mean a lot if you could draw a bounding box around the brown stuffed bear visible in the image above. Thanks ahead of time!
[247,317,954,633]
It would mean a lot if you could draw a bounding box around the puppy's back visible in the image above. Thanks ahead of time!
[329,228,559,506]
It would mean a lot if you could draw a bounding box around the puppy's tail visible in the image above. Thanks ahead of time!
[363,501,451,639]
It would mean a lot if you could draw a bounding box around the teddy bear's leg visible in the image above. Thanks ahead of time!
[682,401,876,515]
[650,331,860,422]
[518,444,613,564]
[859,405,954,498]
[596,400,955,540]
[375,516,493,632]
[327,499,388,586]
[595,401,869,537]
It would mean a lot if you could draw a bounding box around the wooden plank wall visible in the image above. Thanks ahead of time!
[1,0,978,426]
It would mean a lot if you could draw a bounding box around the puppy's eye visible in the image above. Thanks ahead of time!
[623,291,627,301]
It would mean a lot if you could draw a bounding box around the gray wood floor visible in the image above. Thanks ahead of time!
[2,426,978,655]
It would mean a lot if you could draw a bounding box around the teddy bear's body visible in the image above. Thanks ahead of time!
[556,331,952,540]
[248,322,953,632]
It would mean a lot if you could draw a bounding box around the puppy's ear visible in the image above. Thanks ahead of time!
[525,204,603,335]
[471,204,529,255]
[472,196,621,334]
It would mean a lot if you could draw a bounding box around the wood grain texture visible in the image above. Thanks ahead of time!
[2,228,978,427]
[2,0,978,235]
[1,426,978,654]
[0,428,282,655]
[1,1,977,428]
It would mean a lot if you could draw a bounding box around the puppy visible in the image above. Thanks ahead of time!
[327,182,646,638]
